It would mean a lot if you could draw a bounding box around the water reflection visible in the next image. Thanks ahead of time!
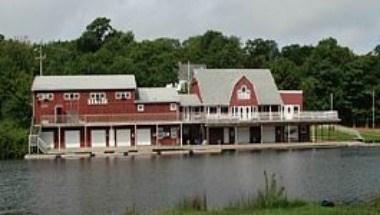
[1,148,380,214]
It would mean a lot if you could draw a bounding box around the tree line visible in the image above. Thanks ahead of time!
[0,17,379,159]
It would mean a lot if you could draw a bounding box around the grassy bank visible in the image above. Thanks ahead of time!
[357,128,380,143]
[313,126,380,143]
[163,203,380,215]
[126,172,380,215]
[313,126,356,141]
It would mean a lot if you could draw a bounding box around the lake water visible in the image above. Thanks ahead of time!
[1,147,380,214]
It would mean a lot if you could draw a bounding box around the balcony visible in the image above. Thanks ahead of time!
[37,111,339,126]
[183,111,340,124]
[39,113,180,125]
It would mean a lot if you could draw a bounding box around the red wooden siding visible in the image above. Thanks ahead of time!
[33,89,177,123]
[190,79,203,102]
[280,91,303,110]
[229,76,258,106]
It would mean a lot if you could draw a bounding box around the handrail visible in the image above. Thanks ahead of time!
[37,137,51,153]
[40,112,180,124]
[37,111,339,125]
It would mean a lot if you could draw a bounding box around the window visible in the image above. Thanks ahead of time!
[209,107,217,114]
[237,85,250,100]
[294,106,299,113]
[115,91,131,100]
[37,93,54,102]
[137,104,144,112]
[64,92,80,101]
[221,106,229,114]
[170,103,177,111]
[88,92,107,105]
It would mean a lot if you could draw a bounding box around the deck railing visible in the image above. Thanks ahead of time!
[184,111,339,123]
[38,111,339,125]
[39,113,180,124]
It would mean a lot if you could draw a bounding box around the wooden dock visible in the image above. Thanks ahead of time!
[24,141,367,160]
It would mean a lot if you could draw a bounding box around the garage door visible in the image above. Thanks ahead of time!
[65,130,80,148]
[237,127,250,144]
[137,129,151,146]
[40,131,54,149]
[116,129,131,147]
[262,126,275,143]
[91,130,107,147]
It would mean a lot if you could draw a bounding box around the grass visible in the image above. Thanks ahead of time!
[313,126,357,142]
[125,171,380,215]
[357,128,380,143]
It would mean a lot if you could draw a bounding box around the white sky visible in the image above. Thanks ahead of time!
[0,0,379,54]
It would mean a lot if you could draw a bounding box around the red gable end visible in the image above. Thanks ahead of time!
[229,76,258,106]
[280,91,303,110]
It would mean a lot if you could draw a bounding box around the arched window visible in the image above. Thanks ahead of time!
[237,85,250,100]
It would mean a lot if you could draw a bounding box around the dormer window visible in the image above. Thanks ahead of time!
[237,85,250,100]
[64,92,80,101]
[115,91,131,100]
[88,92,107,105]
[37,93,54,102]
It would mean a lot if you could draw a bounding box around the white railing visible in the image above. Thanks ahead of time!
[37,111,339,125]
[39,112,180,124]
[185,111,339,122]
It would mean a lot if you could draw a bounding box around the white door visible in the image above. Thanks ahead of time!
[91,130,107,147]
[40,131,54,149]
[262,126,276,143]
[137,129,151,146]
[237,127,250,144]
[117,129,131,147]
[223,128,230,144]
[65,130,80,148]
[284,105,294,120]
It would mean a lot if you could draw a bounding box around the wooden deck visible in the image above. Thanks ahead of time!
[25,141,365,160]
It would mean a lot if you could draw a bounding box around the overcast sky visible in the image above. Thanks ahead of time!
[0,0,379,54]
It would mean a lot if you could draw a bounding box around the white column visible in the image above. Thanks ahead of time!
[180,123,183,147]
[235,126,238,144]
[287,125,290,143]
[109,126,115,147]
[156,124,159,146]
[269,106,272,120]
[84,125,87,148]
[206,126,209,145]
[58,126,61,151]
[134,124,137,148]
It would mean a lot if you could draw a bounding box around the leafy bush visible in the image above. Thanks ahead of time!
[0,120,28,159]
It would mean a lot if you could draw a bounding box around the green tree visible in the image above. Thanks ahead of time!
[182,30,244,68]
[244,39,279,68]
[77,17,114,52]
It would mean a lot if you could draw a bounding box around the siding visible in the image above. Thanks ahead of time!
[229,76,258,106]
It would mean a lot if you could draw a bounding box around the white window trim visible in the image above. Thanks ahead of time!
[37,93,54,102]
[170,103,177,111]
[137,104,144,112]
[64,92,80,101]
[115,91,131,100]
[88,92,107,105]
[237,85,251,100]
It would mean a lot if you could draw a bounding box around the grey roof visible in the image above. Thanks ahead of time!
[136,88,179,103]
[179,94,202,106]
[32,75,137,91]
[178,62,206,81]
[193,69,283,105]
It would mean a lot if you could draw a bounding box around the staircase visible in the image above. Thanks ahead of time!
[28,124,51,154]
